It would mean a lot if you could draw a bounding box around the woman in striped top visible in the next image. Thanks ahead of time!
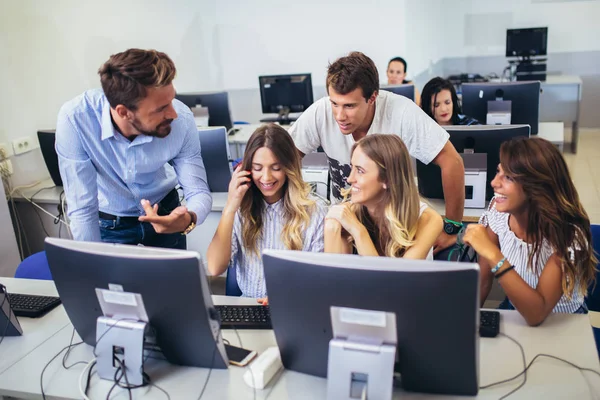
[464,137,597,325]
[206,124,327,301]
[324,134,443,259]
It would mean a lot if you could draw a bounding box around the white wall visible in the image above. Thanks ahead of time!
[1,0,599,188]
[451,0,600,58]
[0,183,22,276]
[212,0,407,89]
[403,0,455,85]
[0,0,408,188]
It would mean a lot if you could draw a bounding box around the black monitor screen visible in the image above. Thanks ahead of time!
[461,81,541,135]
[175,92,233,131]
[506,27,548,57]
[417,125,531,201]
[37,130,62,187]
[259,74,313,114]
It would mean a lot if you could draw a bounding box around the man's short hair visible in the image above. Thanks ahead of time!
[388,57,407,73]
[98,49,176,111]
[326,51,379,101]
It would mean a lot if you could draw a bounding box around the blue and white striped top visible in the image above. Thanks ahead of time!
[230,197,328,298]
[55,89,212,242]
[480,200,584,313]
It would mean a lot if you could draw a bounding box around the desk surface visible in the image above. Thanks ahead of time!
[0,278,598,399]
[0,278,70,375]
[543,75,583,85]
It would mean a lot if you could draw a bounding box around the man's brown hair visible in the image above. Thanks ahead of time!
[326,51,379,101]
[98,49,176,110]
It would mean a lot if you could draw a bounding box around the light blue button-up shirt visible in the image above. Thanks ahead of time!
[56,88,212,242]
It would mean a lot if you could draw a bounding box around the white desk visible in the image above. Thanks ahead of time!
[228,123,290,160]
[0,279,599,399]
[8,179,229,261]
[540,75,582,153]
[0,278,70,375]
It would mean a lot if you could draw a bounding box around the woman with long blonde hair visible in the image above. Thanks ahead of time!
[325,134,442,259]
[207,124,327,301]
[464,137,597,325]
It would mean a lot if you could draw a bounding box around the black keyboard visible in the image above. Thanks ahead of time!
[480,310,500,337]
[216,305,272,329]
[7,293,62,318]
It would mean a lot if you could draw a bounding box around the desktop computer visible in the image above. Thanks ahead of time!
[506,27,547,58]
[380,84,415,102]
[176,92,234,131]
[461,81,541,134]
[263,250,481,396]
[506,27,548,81]
[417,125,531,201]
[44,237,228,369]
[259,74,313,124]
[37,130,62,187]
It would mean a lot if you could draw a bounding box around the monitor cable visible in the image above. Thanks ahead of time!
[480,332,600,399]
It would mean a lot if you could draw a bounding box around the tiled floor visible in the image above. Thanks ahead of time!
[563,128,600,327]
[563,129,600,223]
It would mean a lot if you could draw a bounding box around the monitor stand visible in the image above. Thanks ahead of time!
[259,116,297,125]
[260,107,297,125]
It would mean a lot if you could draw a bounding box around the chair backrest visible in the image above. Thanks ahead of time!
[198,127,233,193]
[587,224,600,312]
[225,266,243,297]
[14,251,53,280]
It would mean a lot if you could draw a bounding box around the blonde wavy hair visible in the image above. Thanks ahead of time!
[343,134,421,257]
[240,124,316,256]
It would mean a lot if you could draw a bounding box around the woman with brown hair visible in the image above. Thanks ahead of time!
[464,137,597,325]
[207,124,327,300]
[324,134,443,259]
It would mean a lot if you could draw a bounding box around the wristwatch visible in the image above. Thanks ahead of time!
[182,212,197,235]
[443,218,463,235]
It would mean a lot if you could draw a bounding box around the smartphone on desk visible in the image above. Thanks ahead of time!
[225,344,257,367]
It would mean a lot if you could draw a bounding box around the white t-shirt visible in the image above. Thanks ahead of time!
[289,90,449,201]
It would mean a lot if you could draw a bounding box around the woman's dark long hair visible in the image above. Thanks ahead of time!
[500,137,597,298]
[421,77,460,124]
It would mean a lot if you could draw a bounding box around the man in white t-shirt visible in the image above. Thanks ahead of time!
[289,51,465,255]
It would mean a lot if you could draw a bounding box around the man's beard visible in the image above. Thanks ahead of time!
[131,117,173,138]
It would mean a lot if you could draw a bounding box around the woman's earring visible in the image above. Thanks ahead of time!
[383,184,387,189]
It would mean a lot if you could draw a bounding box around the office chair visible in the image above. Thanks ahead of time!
[225,265,243,297]
[587,224,600,358]
[14,251,53,280]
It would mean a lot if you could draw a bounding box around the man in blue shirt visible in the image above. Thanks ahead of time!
[56,49,212,249]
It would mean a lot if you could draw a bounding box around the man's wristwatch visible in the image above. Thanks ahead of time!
[182,212,197,235]
[443,218,463,235]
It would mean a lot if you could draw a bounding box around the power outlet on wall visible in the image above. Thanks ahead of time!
[12,136,39,155]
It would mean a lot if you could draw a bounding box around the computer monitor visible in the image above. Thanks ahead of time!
[263,250,480,396]
[198,126,232,192]
[506,27,548,58]
[37,130,62,187]
[461,81,541,134]
[380,84,415,102]
[44,237,228,369]
[176,92,233,131]
[258,74,313,124]
[417,125,531,201]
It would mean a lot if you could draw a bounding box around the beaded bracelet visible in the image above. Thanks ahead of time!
[491,257,506,274]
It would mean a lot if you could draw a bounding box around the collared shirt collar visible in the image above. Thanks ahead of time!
[101,100,153,145]
[264,197,284,213]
